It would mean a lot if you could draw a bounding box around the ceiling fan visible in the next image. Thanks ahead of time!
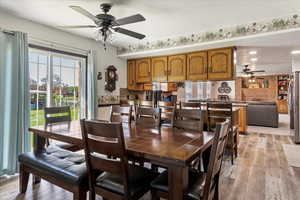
[240,64,265,77]
[60,3,146,48]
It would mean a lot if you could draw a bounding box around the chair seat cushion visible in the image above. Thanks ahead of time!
[150,169,205,200]
[96,164,157,197]
[19,145,87,186]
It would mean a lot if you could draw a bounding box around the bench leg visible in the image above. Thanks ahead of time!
[151,189,160,200]
[19,164,30,193]
[74,188,86,200]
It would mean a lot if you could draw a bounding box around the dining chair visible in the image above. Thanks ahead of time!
[44,106,79,151]
[180,101,202,109]
[172,108,205,170]
[110,105,132,124]
[136,106,161,128]
[207,102,238,165]
[121,100,137,121]
[171,108,204,132]
[150,119,230,200]
[157,101,174,126]
[80,120,157,200]
[139,100,154,108]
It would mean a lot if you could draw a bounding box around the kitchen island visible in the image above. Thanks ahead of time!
[188,99,248,134]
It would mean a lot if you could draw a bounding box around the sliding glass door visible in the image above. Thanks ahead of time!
[29,48,86,127]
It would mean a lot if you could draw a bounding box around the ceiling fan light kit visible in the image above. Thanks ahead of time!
[63,3,146,50]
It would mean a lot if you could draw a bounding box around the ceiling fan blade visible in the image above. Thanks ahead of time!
[69,6,99,22]
[113,27,145,39]
[59,25,97,29]
[114,14,145,26]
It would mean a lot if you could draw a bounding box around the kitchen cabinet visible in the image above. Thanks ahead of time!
[127,60,143,91]
[277,99,288,114]
[208,48,234,80]
[143,84,153,91]
[187,51,208,81]
[136,58,151,83]
[161,82,177,92]
[168,54,186,82]
[151,56,168,82]
[238,106,248,134]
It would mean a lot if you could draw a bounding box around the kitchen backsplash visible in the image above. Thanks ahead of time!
[182,80,236,101]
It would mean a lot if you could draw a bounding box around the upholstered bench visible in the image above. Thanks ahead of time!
[19,145,88,200]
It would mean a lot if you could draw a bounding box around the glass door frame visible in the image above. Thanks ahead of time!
[29,44,88,119]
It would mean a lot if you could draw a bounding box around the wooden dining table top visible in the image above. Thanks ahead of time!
[29,121,214,167]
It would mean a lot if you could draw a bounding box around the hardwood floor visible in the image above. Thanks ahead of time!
[1,132,300,200]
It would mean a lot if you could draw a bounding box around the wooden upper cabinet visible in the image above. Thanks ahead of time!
[187,51,208,81]
[136,58,151,83]
[127,60,143,91]
[127,60,135,90]
[151,56,168,82]
[168,54,186,82]
[208,48,234,80]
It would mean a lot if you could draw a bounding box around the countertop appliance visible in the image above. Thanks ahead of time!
[289,72,300,143]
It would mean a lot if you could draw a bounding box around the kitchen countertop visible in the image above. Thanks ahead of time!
[187,99,248,107]
[98,102,120,107]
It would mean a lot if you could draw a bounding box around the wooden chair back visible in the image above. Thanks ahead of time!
[136,106,161,128]
[171,108,204,132]
[139,100,154,108]
[80,120,130,197]
[110,105,132,123]
[207,102,233,130]
[202,120,230,200]
[44,106,71,126]
[157,101,174,121]
[180,102,202,109]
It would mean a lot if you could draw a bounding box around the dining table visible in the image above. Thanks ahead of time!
[29,121,214,200]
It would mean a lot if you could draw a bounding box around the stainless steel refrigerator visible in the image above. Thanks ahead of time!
[289,71,300,143]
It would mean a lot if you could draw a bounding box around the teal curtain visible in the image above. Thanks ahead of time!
[0,30,30,176]
[87,50,97,119]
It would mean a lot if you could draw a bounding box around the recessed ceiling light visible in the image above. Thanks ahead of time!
[291,50,300,55]
[251,58,258,62]
[249,51,257,55]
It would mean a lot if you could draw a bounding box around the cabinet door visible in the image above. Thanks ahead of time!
[127,60,143,91]
[277,99,288,114]
[208,48,234,80]
[127,60,135,90]
[168,54,186,82]
[151,56,168,82]
[187,51,207,81]
[136,58,151,83]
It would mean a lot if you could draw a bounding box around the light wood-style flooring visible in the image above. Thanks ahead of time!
[1,132,300,200]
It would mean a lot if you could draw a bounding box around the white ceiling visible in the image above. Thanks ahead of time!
[1,0,300,75]
[1,0,300,48]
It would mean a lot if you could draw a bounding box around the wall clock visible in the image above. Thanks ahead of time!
[105,65,118,92]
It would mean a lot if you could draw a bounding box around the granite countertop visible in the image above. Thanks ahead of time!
[187,99,248,106]
[98,102,120,107]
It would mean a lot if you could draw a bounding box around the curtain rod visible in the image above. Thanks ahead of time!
[0,28,15,35]
[29,35,90,55]
[0,27,90,54]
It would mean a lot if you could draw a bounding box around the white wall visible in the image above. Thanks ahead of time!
[210,81,236,99]
[0,9,127,98]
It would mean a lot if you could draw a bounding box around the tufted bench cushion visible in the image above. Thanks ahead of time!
[19,145,88,186]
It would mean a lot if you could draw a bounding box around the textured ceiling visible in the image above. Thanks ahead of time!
[1,0,300,48]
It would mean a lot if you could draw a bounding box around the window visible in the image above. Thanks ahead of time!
[29,48,87,127]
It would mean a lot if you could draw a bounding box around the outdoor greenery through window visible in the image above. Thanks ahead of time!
[29,48,86,127]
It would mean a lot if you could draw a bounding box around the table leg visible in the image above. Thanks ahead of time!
[168,166,188,200]
[32,133,46,184]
